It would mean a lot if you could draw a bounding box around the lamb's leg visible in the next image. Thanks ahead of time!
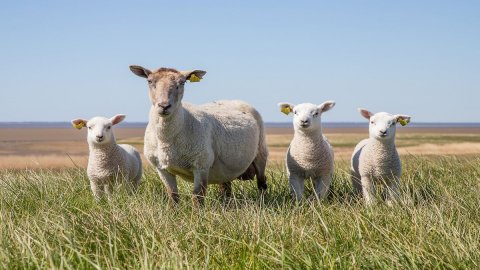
[351,171,363,197]
[361,176,375,205]
[219,181,232,198]
[157,169,179,203]
[90,181,104,201]
[104,183,113,201]
[384,177,400,206]
[289,174,305,202]
[313,174,332,200]
[193,169,209,206]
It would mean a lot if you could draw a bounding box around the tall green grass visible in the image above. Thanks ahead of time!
[1,156,479,269]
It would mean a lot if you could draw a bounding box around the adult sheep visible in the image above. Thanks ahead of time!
[130,65,268,205]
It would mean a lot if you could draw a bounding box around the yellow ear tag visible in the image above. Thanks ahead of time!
[189,74,201,82]
[281,107,291,115]
[73,122,85,130]
[398,118,409,126]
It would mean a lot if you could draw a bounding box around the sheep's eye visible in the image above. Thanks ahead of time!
[313,112,319,117]
[106,126,111,130]
[370,121,375,124]
[88,126,92,130]
[294,111,297,115]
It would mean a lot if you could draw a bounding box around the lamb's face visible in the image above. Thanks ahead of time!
[72,115,126,146]
[368,112,398,141]
[359,109,411,142]
[292,103,322,130]
[278,101,336,131]
[86,117,116,145]
[129,66,206,118]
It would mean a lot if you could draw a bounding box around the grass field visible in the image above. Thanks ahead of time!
[1,127,479,268]
[1,158,480,268]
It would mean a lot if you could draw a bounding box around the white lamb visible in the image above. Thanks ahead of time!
[278,101,336,201]
[129,65,268,205]
[350,108,411,205]
[71,115,142,200]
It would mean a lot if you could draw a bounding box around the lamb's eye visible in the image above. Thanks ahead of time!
[88,126,92,130]
[370,121,375,124]
[313,112,319,117]
[294,111,297,115]
[106,126,111,130]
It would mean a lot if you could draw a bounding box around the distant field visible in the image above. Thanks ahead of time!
[1,126,480,168]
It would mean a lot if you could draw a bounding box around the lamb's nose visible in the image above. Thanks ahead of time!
[96,135,104,139]
[380,130,387,136]
[301,120,309,124]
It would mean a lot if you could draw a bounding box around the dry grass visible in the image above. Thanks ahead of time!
[1,127,480,168]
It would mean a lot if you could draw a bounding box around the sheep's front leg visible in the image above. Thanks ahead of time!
[90,181,104,201]
[193,169,208,206]
[384,176,400,206]
[289,174,305,202]
[157,169,179,203]
[313,174,332,200]
[361,175,375,205]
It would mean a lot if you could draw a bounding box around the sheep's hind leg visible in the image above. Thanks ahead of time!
[219,181,232,198]
[157,169,179,204]
[289,174,305,202]
[313,174,332,201]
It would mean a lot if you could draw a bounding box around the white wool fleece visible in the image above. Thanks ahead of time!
[71,115,142,200]
[278,101,336,201]
[350,108,411,205]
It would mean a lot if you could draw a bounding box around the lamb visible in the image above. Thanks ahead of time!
[129,65,268,205]
[350,108,411,205]
[278,101,336,201]
[71,115,142,200]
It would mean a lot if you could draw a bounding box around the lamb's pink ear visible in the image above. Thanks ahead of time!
[110,114,126,125]
[358,108,373,120]
[71,119,88,130]
[129,65,152,78]
[317,100,336,113]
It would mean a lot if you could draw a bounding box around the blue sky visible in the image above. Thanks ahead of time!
[0,1,479,122]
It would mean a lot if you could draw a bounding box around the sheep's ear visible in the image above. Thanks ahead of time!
[395,114,411,126]
[358,108,373,120]
[71,119,87,130]
[181,70,207,83]
[317,101,335,113]
[278,102,294,115]
[110,114,126,125]
[129,65,152,78]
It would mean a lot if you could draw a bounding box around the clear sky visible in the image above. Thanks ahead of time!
[0,1,479,123]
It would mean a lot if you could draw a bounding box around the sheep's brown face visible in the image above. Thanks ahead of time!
[146,70,186,117]
[129,66,206,118]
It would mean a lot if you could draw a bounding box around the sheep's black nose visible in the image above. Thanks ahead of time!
[301,119,309,124]
[380,130,387,136]
[96,135,104,139]
[157,103,171,110]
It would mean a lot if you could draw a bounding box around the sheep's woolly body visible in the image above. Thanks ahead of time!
[87,143,142,187]
[350,109,410,205]
[144,100,268,185]
[351,138,401,181]
[279,101,336,201]
[287,131,334,179]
